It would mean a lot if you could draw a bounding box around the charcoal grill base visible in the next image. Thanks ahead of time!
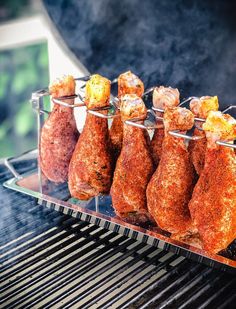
[4,169,236,274]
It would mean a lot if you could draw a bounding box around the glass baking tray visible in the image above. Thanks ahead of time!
[4,167,236,274]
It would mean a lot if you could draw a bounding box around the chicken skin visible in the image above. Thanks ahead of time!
[110,94,155,225]
[68,74,113,200]
[188,96,219,175]
[109,71,144,161]
[39,75,79,183]
[189,111,236,253]
[147,107,196,234]
[151,86,180,167]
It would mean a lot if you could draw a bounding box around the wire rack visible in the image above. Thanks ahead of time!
[31,75,236,150]
[3,74,236,275]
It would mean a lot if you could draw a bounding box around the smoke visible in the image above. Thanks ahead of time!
[44,0,236,108]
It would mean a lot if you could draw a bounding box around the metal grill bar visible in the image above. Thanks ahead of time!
[1,221,89,273]
[0,211,64,250]
[0,200,50,227]
[2,232,129,304]
[1,223,99,282]
[117,260,202,309]
[153,267,214,309]
[218,293,236,309]
[136,265,206,309]
[1,160,236,309]
[79,252,178,309]
[177,272,233,309]
[198,277,236,309]
[22,242,149,309]
[0,203,59,244]
[59,248,166,309]
[0,216,76,256]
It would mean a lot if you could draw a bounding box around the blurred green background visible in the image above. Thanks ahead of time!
[0,0,49,157]
[0,44,49,157]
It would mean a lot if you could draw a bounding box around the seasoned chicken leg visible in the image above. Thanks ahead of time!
[68,74,113,200]
[188,96,219,175]
[151,86,180,166]
[39,75,79,183]
[189,111,236,253]
[147,107,196,234]
[110,94,154,225]
[109,71,144,161]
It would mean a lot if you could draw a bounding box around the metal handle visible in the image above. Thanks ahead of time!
[4,149,38,179]
[4,158,22,179]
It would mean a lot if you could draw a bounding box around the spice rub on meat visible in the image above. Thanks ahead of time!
[147,107,196,235]
[68,74,113,200]
[39,75,79,183]
[189,111,236,253]
[110,94,154,225]
[151,86,180,167]
[109,71,144,161]
[188,96,219,175]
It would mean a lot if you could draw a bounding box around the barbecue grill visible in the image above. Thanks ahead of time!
[1,159,236,308]
[1,0,236,308]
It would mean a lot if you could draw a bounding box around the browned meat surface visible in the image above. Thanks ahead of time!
[151,128,165,168]
[39,75,79,183]
[189,111,236,253]
[109,113,123,162]
[110,94,154,225]
[110,71,144,161]
[147,107,196,234]
[151,86,179,166]
[68,74,113,200]
[188,96,219,175]
[117,71,144,98]
[188,129,206,176]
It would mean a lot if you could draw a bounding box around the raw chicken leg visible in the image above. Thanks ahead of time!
[110,94,154,225]
[151,86,180,167]
[147,107,196,234]
[110,71,144,161]
[188,96,219,175]
[39,75,79,183]
[189,111,236,253]
[68,74,113,200]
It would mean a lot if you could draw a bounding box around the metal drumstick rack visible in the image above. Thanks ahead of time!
[125,90,236,149]
[30,75,236,191]
[3,74,236,274]
[30,74,236,148]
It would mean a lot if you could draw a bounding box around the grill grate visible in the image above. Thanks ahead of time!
[1,160,236,309]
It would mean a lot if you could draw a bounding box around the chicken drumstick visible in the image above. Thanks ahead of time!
[39,75,79,183]
[110,94,154,225]
[147,107,196,235]
[68,74,113,200]
[189,111,236,253]
[109,71,144,161]
[188,96,219,175]
[151,86,180,167]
